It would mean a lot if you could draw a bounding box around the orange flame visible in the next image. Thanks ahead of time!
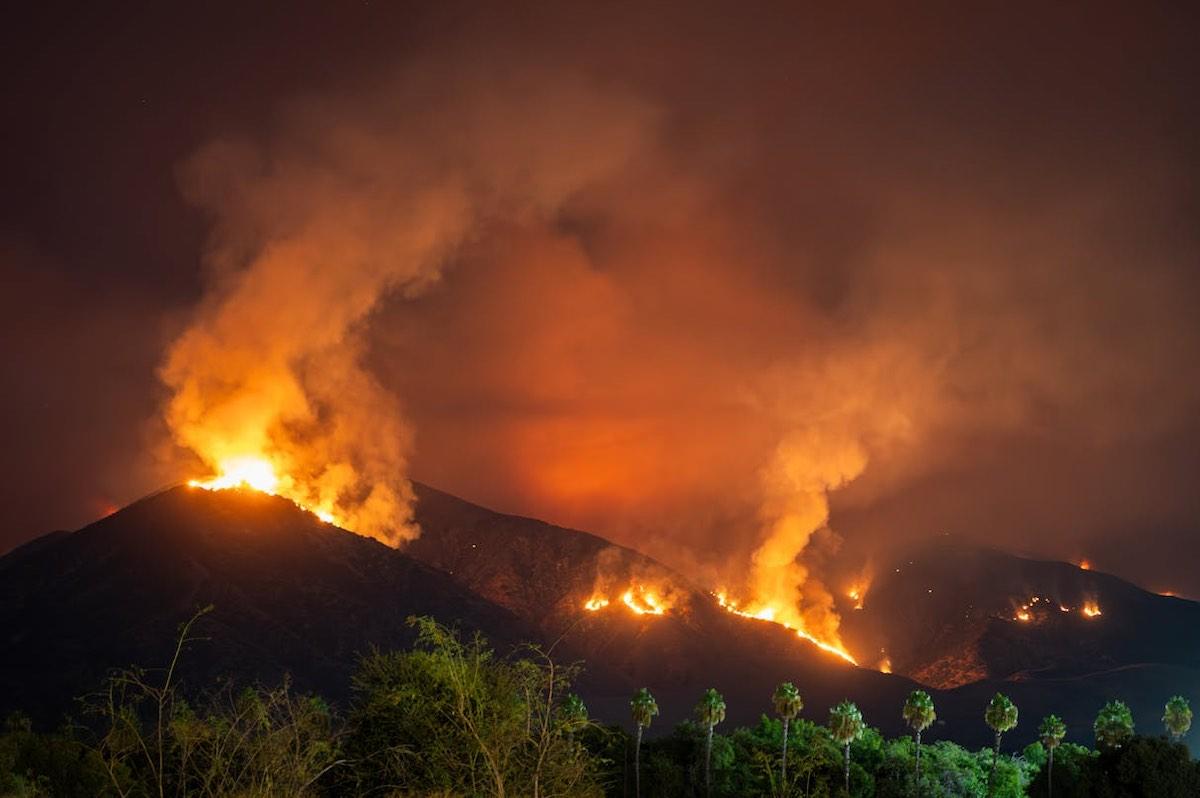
[582,584,676,616]
[714,591,859,666]
[1078,559,1091,570]
[188,456,339,525]
[1081,601,1102,618]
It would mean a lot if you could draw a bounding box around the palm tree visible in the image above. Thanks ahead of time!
[1038,714,1066,798]
[984,692,1018,798]
[1163,696,1193,742]
[630,687,659,798]
[902,690,936,795]
[828,700,865,795]
[696,688,726,798]
[561,693,588,736]
[772,682,803,788]
[1094,700,1134,751]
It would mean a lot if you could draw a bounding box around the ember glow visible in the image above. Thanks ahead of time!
[582,584,677,616]
[714,591,859,666]
[1082,601,1102,618]
[188,456,339,525]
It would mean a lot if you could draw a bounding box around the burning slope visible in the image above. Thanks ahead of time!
[839,542,1200,689]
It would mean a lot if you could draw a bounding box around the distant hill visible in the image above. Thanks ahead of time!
[2,485,1196,752]
[0,486,528,724]
[840,541,1200,688]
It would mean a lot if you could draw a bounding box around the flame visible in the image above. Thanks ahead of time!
[582,584,676,616]
[1015,609,1031,622]
[846,577,871,611]
[878,657,892,674]
[189,455,340,526]
[714,591,859,666]
[1078,559,1092,570]
[1081,601,1102,618]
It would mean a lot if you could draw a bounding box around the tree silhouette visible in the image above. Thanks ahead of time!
[984,692,1018,798]
[630,688,658,798]
[696,688,726,798]
[902,690,936,795]
[772,682,803,788]
[1163,696,1192,742]
[1038,714,1066,798]
[828,700,865,794]
[1094,700,1134,751]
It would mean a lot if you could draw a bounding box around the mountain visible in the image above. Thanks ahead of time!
[0,483,916,736]
[405,483,916,733]
[3,485,1196,751]
[840,540,1200,689]
[838,540,1200,751]
[0,486,529,724]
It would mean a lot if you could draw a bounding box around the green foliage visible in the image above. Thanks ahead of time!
[772,683,803,721]
[829,701,865,746]
[986,693,1019,736]
[696,688,727,730]
[7,609,1200,798]
[1038,715,1066,750]
[1163,696,1192,741]
[631,688,659,730]
[1093,700,1134,751]
[903,690,937,734]
[339,615,603,797]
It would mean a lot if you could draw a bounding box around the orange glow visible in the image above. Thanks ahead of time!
[582,584,677,616]
[846,580,869,611]
[189,456,340,526]
[878,656,892,673]
[714,591,859,666]
[1081,601,1102,618]
[1078,559,1091,570]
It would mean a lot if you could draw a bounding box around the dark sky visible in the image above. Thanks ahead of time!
[2,2,1199,601]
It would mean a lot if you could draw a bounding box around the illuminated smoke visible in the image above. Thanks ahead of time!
[160,68,655,546]
[747,428,868,653]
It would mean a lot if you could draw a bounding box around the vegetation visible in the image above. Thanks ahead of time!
[629,687,658,798]
[1093,701,1134,752]
[1163,696,1192,742]
[829,699,866,794]
[985,692,1019,797]
[695,688,726,797]
[1037,714,1066,798]
[1,613,1197,797]
[771,681,803,789]
[902,690,936,792]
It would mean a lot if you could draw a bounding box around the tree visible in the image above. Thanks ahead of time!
[560,694,589,736]
[1093,700,1134,751]
[1163,696,1193,742]
[984,692,1018,798]
[772,682,803,788]
[342,616,602,797]
[630,688,659,798]
[902,690,936,794]
[1038,714,1066,798]
[696,688,726,798]
[828,700,865,795]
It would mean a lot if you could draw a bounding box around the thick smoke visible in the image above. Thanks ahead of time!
[161,68,655,545]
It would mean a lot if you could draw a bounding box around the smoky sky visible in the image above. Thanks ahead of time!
[2,2,1199,599]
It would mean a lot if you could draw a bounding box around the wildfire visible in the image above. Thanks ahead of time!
[188,456,339,526]
[1015,609,1031,622]
[714,591,859,666]
[1078,559,1092,570]
[846,581,868,611]
[582,584,676,617]
[1081,601,1102,618]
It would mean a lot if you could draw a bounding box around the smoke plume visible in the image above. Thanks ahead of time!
[161,67,655,545]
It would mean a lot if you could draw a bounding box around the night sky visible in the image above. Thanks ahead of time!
[3,2,1199,600]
